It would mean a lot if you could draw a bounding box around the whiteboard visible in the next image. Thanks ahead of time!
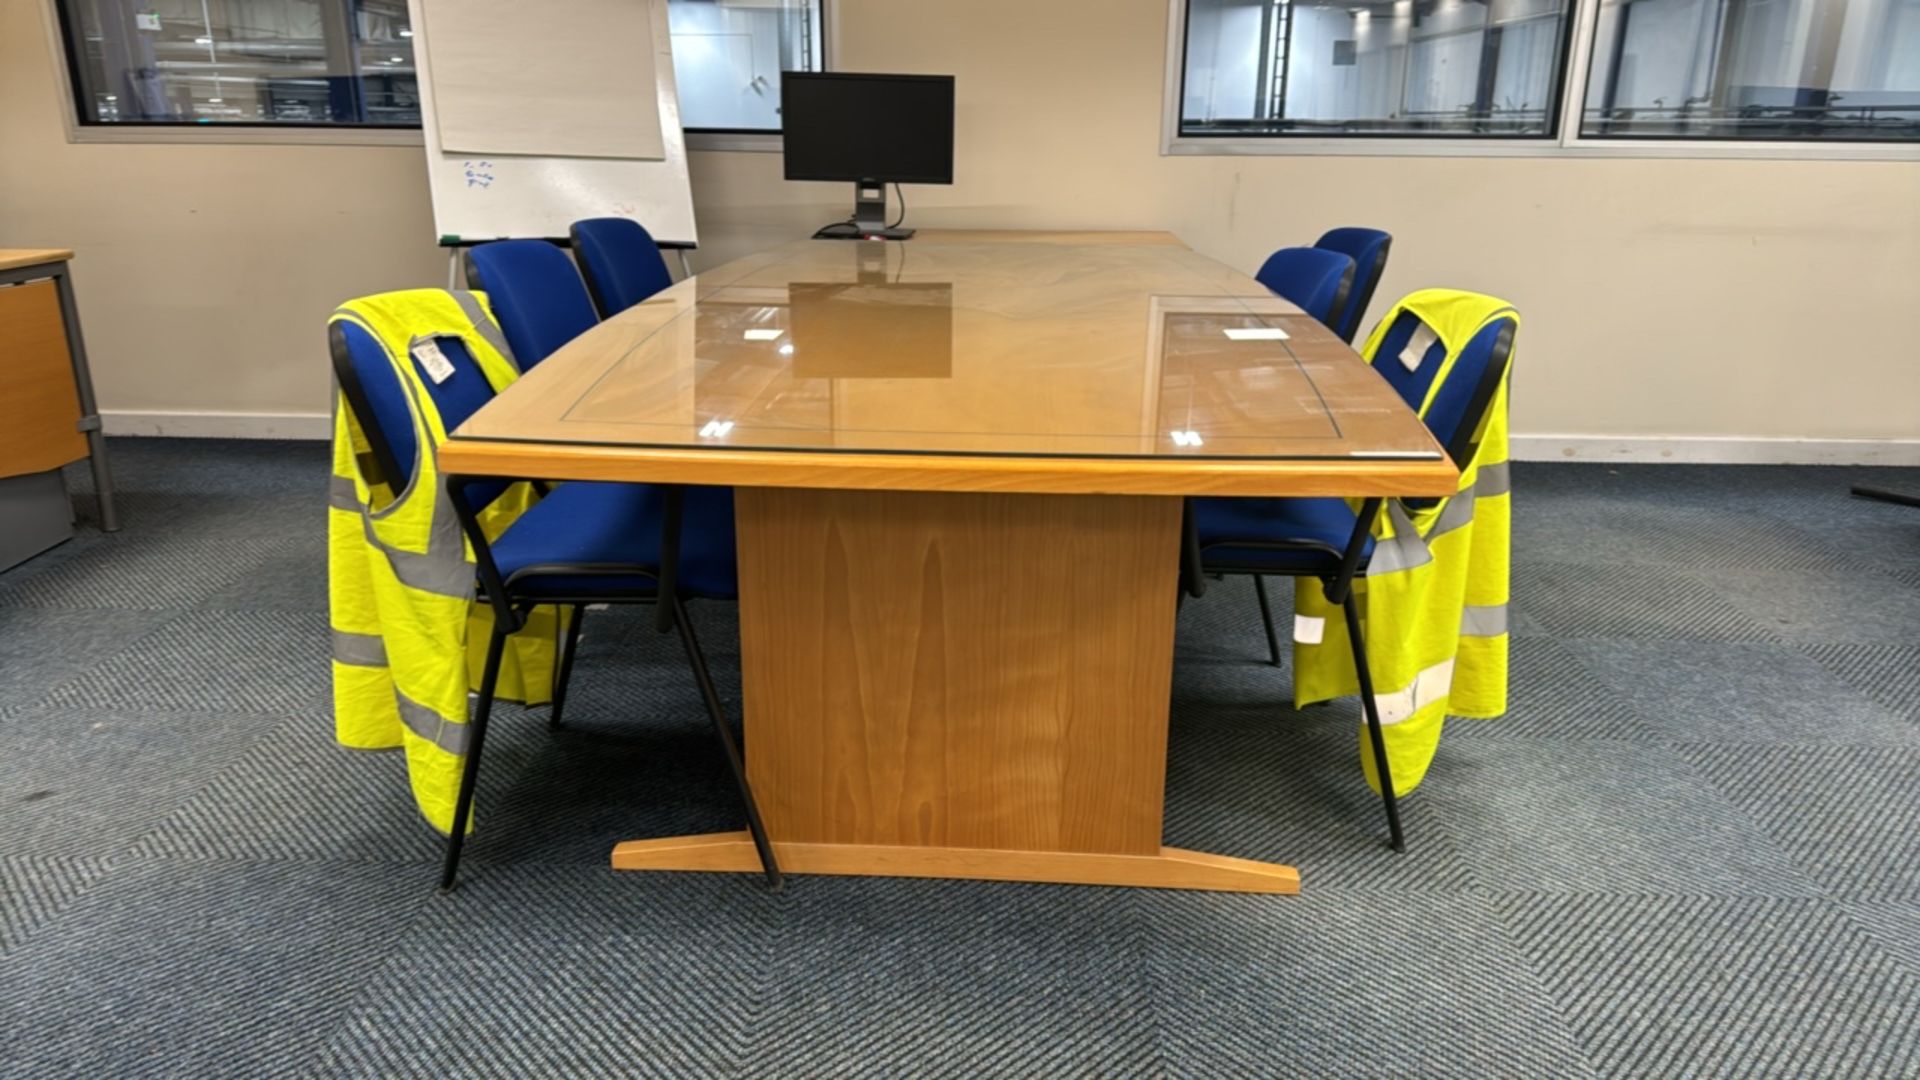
[408,0,698,246]
[422,0,664,161]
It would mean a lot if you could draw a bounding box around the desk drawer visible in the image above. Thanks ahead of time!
[0,279,87,479]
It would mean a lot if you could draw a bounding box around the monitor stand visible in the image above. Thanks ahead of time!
[846,180,913,240]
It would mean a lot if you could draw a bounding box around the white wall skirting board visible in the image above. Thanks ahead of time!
[102,410,331,440]
[1510,436,1920,466]
[101,413,1920,467]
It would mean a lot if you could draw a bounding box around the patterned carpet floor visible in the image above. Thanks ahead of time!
[2,438,1917,1077]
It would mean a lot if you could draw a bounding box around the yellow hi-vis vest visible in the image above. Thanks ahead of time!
[327,288,564,834]
[1292,289,1515,796]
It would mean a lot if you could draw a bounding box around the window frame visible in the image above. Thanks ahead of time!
[1161,0,1920,160]
[38,0,832,151]
[42,0,427,146]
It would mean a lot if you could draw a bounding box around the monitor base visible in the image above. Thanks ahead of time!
[813,225,916,241]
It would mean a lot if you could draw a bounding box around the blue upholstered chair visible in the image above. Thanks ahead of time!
[462,240,601,369]
[1314,227,1392,344]
[327,307,779,892]
[570,218,676,318]
[1253,247,1356,330]
[1182,298,1519,853]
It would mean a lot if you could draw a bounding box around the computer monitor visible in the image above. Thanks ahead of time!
[781,72,955,240]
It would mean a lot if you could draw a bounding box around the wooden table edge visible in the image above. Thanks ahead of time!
[0,249,75,273]
[437,438,1461,498]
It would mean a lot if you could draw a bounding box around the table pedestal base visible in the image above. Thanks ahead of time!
[613,487,1303,895]
[612,832,1300,893]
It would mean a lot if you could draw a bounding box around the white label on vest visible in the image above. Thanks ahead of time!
[1294,614,1325,645]
[412,339,455,385]
[1400,323,1437,372]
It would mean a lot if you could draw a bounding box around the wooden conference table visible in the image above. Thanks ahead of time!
[440,230,1456,894]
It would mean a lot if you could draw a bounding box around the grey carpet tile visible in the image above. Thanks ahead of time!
[756,879,1159,1078]
[1419,738,1816,896]
[1449,635,1651,741]
[463,695,753,870]
[128,711,473,866]
[1513,502,1845,574]
[1140,889,1593,1078]
[1513,463,1920,524]
[1513,561,1779,642]
[1708,567,1920,645]
[316,867,778,1079]
[1682,744,1920,900]
[64,438,331,499]
[1799,642,1920,720]
[1163,715,1478,893]
[0,708,277,860]
[0,860,430,1080]
[0,855,114,953]
[1842,899,1920,978]
[1498,894,1920,1078]
[198,552,330,611]
[37,610,331,715]
[0,530,269,612]
[1176,575,1294,667]
[1564,640,1918,745]
[0,608,179,716]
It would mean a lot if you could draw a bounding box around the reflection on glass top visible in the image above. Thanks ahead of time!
[455,237,1445,461]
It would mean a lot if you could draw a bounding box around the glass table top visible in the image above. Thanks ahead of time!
[452,235,1446,462]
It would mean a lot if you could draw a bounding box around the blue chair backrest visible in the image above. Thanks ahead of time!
[329,318,504,499]
[1370,309,1516,470]
[570,218,674,318]
[1253,247,1355,329]
[1314,227,1392,344]
[463,240,600,369]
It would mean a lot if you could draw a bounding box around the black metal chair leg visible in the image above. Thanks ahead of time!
[440,624,508,892]
[669,594,784,890]
[550,604,585,731]
[1254,574,1282,667]
[1342,593,1405,852]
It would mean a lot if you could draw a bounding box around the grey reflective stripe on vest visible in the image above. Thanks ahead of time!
[448,289,516,370]
[1477,461,1511,498]
[1368,458,1506,576]
[332,629,388,667]
[1368,501,1434,575]
[1460,603,1509,637]
[329,474,360,511]
[358,510,475,597]
[396,690,471,757]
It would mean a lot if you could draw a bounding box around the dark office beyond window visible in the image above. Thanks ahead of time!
[54,0,417,127]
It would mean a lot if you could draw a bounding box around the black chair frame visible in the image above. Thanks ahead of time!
[439,477,783,893]
[1184,317,1516,853]
[1331,235,1391,346]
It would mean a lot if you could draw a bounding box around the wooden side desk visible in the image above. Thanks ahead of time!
[0,249,118,570]
[439,231,1457,894]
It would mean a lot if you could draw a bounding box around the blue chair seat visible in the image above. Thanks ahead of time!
[490,482,738,599]
[1193,496,1373,575]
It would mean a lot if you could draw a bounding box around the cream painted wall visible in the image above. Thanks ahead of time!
[4,0,1917,446]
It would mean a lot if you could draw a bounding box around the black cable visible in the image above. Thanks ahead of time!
[888,182,906,229]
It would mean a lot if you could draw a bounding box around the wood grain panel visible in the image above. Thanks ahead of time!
[0,280,87,477]
[611,832,1301,894]
[736,487,1182,855]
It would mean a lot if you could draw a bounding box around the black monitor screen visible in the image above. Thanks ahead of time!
[781,72,955,185]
